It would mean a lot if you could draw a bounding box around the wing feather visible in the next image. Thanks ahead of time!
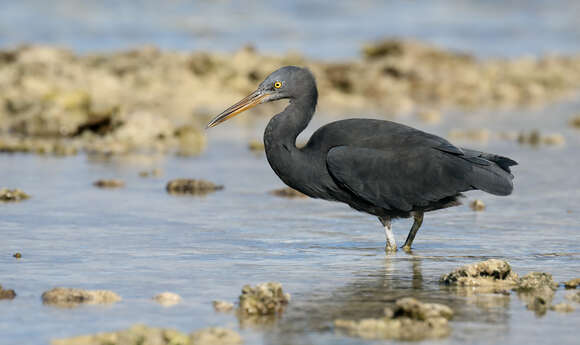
[326,143,513,212]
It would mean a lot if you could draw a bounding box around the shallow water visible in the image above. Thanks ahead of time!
[1,0,579,58]
[2,97,580,344]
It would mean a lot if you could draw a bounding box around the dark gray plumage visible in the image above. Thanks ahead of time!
[207,66,517,251]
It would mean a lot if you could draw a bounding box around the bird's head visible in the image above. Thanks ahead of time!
[206,66,315,128]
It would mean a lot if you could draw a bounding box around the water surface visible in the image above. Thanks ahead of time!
[1,99,580,344]
[1,0,579,59]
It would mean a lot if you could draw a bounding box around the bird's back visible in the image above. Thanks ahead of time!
[305,119,448,152]
[302,118,516,217]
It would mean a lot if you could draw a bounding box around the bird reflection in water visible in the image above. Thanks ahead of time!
[253,255,511,344]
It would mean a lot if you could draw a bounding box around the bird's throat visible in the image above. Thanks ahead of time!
[263,92,317,189]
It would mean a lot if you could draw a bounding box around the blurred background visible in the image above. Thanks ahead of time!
[1,1,580,345]
[2,0,580,57]
[1,0,580,155]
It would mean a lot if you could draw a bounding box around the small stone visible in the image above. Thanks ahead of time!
[269,187,307,198]
[42,287,121,307]
[153,292,181,307]
[392,297,454,321]
[93,179,125,188]
[0,188,30,202]
[470,199,485,211]
[542,134,565,146]
[190,327,243,345]
[550,303,575,313]
[238,282,290,316]
[248,140,265,152]
[518,130,542,146]
[563,278,580,289]
[0,284,16,300]
[517,130,565,146]
[417,109,441,124]
[517,272,558,291]
[569,115,580,129]
[515,272,558,313]
[498,131,518,141]
[139,168,162,178]
[213,300,234,312]
[565,290,580,303]
[334,297,453,341]
[13,252,22,259]
[166,179,223,195]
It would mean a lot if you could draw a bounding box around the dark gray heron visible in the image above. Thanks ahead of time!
[207,66,517,251]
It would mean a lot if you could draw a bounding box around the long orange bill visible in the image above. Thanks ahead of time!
[206,90,268,128]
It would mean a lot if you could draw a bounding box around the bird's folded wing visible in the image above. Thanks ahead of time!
[326,145,475,212]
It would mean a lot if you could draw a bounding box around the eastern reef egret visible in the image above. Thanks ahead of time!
[207,66,517,251]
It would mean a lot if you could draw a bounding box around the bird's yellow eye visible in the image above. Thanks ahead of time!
[274,81,282,89]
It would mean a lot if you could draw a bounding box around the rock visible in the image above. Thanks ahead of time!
[0,188,30,202]
[51,324,242,345]
[469,199,485,211]
[0,137,79,155]
[334,297,453,341]
[238,282,290,316]
[563,278,580,289]
[542,134,565,146]
[442,261,564,315]
[153,292,181,307]
[517,272,558,291]
[550,303,575,313]
[440,259,519,287]
[0,284,16,300]
[417,109,441,124]
[13,252,22,258]
[565,291,580,303]
[166,179,223,195]
[4,42,580,157]
[175,125,206,157]
[93,179,125,188]
[569,115,580,129]
[269,187,307,198]
[515,272,558,314]
[388,297,454,320]
[441,261,561,310]
[213,300,235,312]
[42,287,121,307]
[248,140,265,152]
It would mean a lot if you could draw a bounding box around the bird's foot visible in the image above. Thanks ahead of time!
[402,244,413,253]
[385,244,398,253]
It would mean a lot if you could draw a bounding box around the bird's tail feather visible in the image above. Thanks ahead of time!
[461,149,518,174]
[469,162,514,196]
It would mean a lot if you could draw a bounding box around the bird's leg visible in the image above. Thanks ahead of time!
[379,216,397,252]
[402,211,424,251]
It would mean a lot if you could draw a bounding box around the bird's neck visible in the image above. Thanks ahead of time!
[263,88,318,189]
[264,88,317,149]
